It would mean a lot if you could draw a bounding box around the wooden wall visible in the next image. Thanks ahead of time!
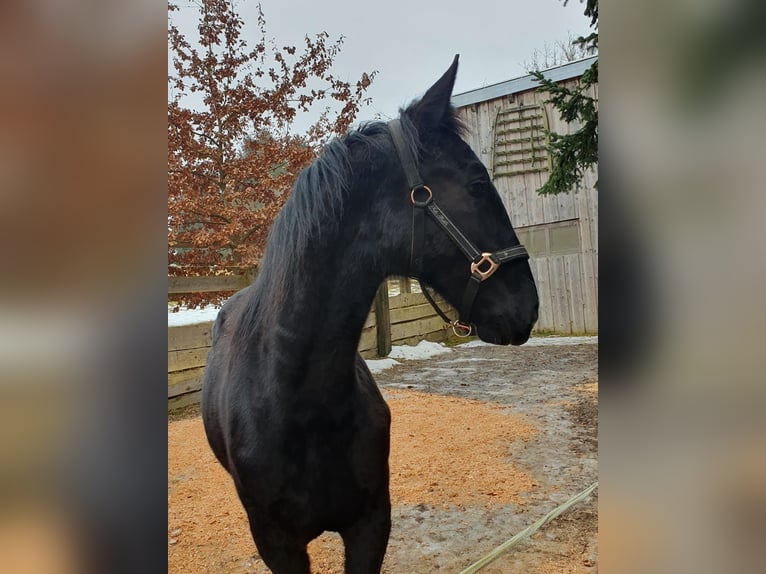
[168,321,211,411]
[455,78,598,334]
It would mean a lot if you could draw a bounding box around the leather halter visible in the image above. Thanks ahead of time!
[388,118,530,337]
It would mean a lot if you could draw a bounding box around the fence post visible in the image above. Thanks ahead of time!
[374,282,392,357]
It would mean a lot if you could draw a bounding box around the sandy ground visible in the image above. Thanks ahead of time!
[168,339,597,573]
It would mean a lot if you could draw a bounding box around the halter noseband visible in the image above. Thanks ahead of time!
[388,118,530,337]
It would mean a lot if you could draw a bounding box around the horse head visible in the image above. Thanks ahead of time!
[397,56,539,345]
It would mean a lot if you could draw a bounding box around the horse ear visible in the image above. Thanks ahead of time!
[405,54,460,132]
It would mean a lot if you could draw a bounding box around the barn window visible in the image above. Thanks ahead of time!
[548,222,580,254]
[490,103,551,179]
[516,219,580,257]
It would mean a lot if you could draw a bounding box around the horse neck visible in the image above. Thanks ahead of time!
[255,174,405,383]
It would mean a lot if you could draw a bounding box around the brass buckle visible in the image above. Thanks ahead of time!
[450,321,473,338]
[410,185,433,206]
[470,253,499,281]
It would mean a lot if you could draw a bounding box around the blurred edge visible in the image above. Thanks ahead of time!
[0,2,167,573]
[601,1,766,573]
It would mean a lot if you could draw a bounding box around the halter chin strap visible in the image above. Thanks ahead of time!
[388,118,530,337]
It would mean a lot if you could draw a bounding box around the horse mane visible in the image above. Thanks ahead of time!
[232,106,463,344]
[231,119,407,343]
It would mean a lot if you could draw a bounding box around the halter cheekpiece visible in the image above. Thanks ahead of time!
[387,118,530,337]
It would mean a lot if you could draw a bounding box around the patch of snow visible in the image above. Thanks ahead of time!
[459,335,597,348]
[167,305,221,327]
[365,358,401,374]
[388,340,452,360]
[523,335,598,347]
[364,341,451,374]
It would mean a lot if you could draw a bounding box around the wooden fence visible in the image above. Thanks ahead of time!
[168,276,456,411]
[168,270,256,295]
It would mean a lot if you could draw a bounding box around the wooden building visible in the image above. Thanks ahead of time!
[452,56,598,334]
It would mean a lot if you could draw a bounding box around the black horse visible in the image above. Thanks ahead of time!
[201,56,539,574]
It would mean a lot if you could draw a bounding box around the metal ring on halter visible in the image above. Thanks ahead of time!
[451,321,473,338]
[470,252,500,281]
[410,185,433,206]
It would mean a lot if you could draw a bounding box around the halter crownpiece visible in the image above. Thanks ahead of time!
[387,118,530,337]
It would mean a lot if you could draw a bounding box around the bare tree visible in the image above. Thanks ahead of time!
[522,31,596,73]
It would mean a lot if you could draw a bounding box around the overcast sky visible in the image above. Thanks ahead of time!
[170,0,592,133]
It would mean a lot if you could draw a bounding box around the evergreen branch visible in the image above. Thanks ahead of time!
[530,0,598,196]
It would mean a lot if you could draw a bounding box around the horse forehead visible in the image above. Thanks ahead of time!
[423,139,481,167]
[434,144,485,175]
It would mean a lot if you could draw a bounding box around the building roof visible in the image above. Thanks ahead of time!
[451,55,597,108]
